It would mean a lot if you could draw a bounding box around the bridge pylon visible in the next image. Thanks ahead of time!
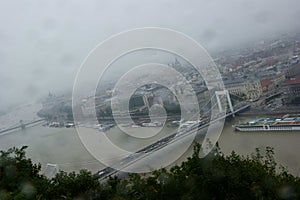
[19,120,26,129]
[215,90,235,117]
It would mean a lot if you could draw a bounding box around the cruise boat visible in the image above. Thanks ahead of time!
[233,115,300,132]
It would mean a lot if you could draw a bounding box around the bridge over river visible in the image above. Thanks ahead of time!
[95,103,250,180]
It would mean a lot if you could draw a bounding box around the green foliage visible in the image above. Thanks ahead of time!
[94,144,300,200]
[48,170,100,199]
[0,146,49,199]
[1,144,300,199]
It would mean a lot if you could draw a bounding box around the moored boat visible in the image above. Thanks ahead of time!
[233,115,300,132]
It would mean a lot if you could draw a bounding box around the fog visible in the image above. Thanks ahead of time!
[0,0,300,113]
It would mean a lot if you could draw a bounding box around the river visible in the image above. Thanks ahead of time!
[0,115,300,175]
[218,116,300,176]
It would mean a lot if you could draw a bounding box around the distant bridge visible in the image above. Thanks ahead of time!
[0,119,45,134]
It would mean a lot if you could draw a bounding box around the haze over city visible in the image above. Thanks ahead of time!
[2,1,300,199]
[1,0,300,113]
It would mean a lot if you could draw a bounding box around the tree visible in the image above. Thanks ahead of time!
[48,170,100,199]
[0,146,50,199]
[1,144,300,199]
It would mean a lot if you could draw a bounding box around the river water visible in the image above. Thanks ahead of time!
[219,116,300,176]
[0,116,300,175]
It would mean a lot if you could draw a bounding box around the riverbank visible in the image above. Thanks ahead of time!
[238,108,300,116]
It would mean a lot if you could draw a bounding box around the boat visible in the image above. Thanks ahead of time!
[233,115,300,132]
[141,121,163,127]
[98,124,114,132]
[65,122,75,128]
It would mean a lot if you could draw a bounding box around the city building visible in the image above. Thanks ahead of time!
[260,79,274,94]
[283,77,300,97]
[224,79,246,98]
[244,80,263,99]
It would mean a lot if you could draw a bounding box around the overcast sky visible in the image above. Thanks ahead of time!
[0,0,300,112]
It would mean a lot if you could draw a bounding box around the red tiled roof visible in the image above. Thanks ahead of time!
[260,79,272,87]
[284,77,300,85]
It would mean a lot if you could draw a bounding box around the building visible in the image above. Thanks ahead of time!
[272,72,286,87]
[224,79,246,98]
[286,62,300,78]
[260,79,274,94]
[244,80,263,99]
[282,77,300,97]
[224,79,263,100]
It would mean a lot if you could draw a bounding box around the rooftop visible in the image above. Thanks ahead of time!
[260,79,272,87]
[283,77,300,85]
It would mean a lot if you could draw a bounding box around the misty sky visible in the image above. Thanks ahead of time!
[0,0,300,112]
